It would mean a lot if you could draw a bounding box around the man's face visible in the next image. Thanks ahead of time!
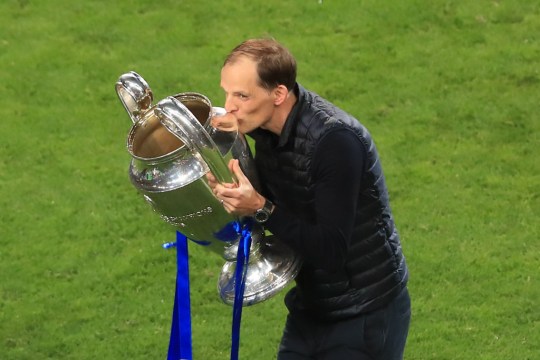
[220,56,276,134]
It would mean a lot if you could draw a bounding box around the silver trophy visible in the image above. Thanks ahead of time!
[115,72,301,305]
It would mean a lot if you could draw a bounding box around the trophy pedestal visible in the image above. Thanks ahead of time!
[219,235,302,305]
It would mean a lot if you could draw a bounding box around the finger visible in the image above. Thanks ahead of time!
[206,171,215,180]
[218,198,232,214]
[214,183,239,201]
[229,159,250,186]
[213,183,225,196]
[227,159,235,173]
[211,113,237,130]
[206,176,218,191]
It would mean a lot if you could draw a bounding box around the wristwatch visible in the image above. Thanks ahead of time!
[254,198,274,224]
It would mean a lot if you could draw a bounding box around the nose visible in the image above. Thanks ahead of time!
[224,94,237,113]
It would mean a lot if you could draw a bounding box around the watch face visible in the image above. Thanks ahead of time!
[255,209,269,223]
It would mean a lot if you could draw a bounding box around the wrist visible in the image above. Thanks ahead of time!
[255,195,266,213]
[254,197,274,224]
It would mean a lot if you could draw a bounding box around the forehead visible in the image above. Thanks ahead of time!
[220,56,260,91]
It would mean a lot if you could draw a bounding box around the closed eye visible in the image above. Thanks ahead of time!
[235,92,249,100]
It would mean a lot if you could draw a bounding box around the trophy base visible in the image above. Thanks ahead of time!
[218,235,302,306]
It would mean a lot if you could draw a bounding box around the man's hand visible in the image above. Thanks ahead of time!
[206,159,265,216]
[210,112,238,131]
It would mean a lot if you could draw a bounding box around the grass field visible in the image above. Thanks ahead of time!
[1,0,538,359]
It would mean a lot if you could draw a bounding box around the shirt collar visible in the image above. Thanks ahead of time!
[277,83,303,148]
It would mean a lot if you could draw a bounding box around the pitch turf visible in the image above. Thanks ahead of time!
[0,0,538,358]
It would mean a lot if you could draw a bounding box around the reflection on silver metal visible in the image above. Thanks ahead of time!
[115,71,153,124]
[155,96,234,186]
[116,71,301,306]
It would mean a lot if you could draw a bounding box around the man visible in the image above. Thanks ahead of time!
[208,38,410,360]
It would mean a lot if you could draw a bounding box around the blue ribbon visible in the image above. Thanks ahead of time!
[164,221,252,360]
[230,220,253,360]
[165,231,192,360]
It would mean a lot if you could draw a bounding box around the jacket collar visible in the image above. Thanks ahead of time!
[277,83,304,148]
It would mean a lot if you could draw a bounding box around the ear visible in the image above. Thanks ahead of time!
[273,85,289,106]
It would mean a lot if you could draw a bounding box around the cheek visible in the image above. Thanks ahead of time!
[238,96,273,121]
[239,100,258,115]
[249,97,273,114]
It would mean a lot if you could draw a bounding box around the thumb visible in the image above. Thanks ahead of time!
[229,159,249,186]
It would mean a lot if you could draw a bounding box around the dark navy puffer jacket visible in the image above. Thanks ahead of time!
[249,84,408,320]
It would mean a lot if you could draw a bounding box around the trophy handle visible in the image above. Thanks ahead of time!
[115,71,154,124]
[154,96,236,185]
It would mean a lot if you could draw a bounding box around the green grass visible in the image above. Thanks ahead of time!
[1,0,539,359]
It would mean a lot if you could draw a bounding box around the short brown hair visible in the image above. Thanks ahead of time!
[224,38,297,91]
